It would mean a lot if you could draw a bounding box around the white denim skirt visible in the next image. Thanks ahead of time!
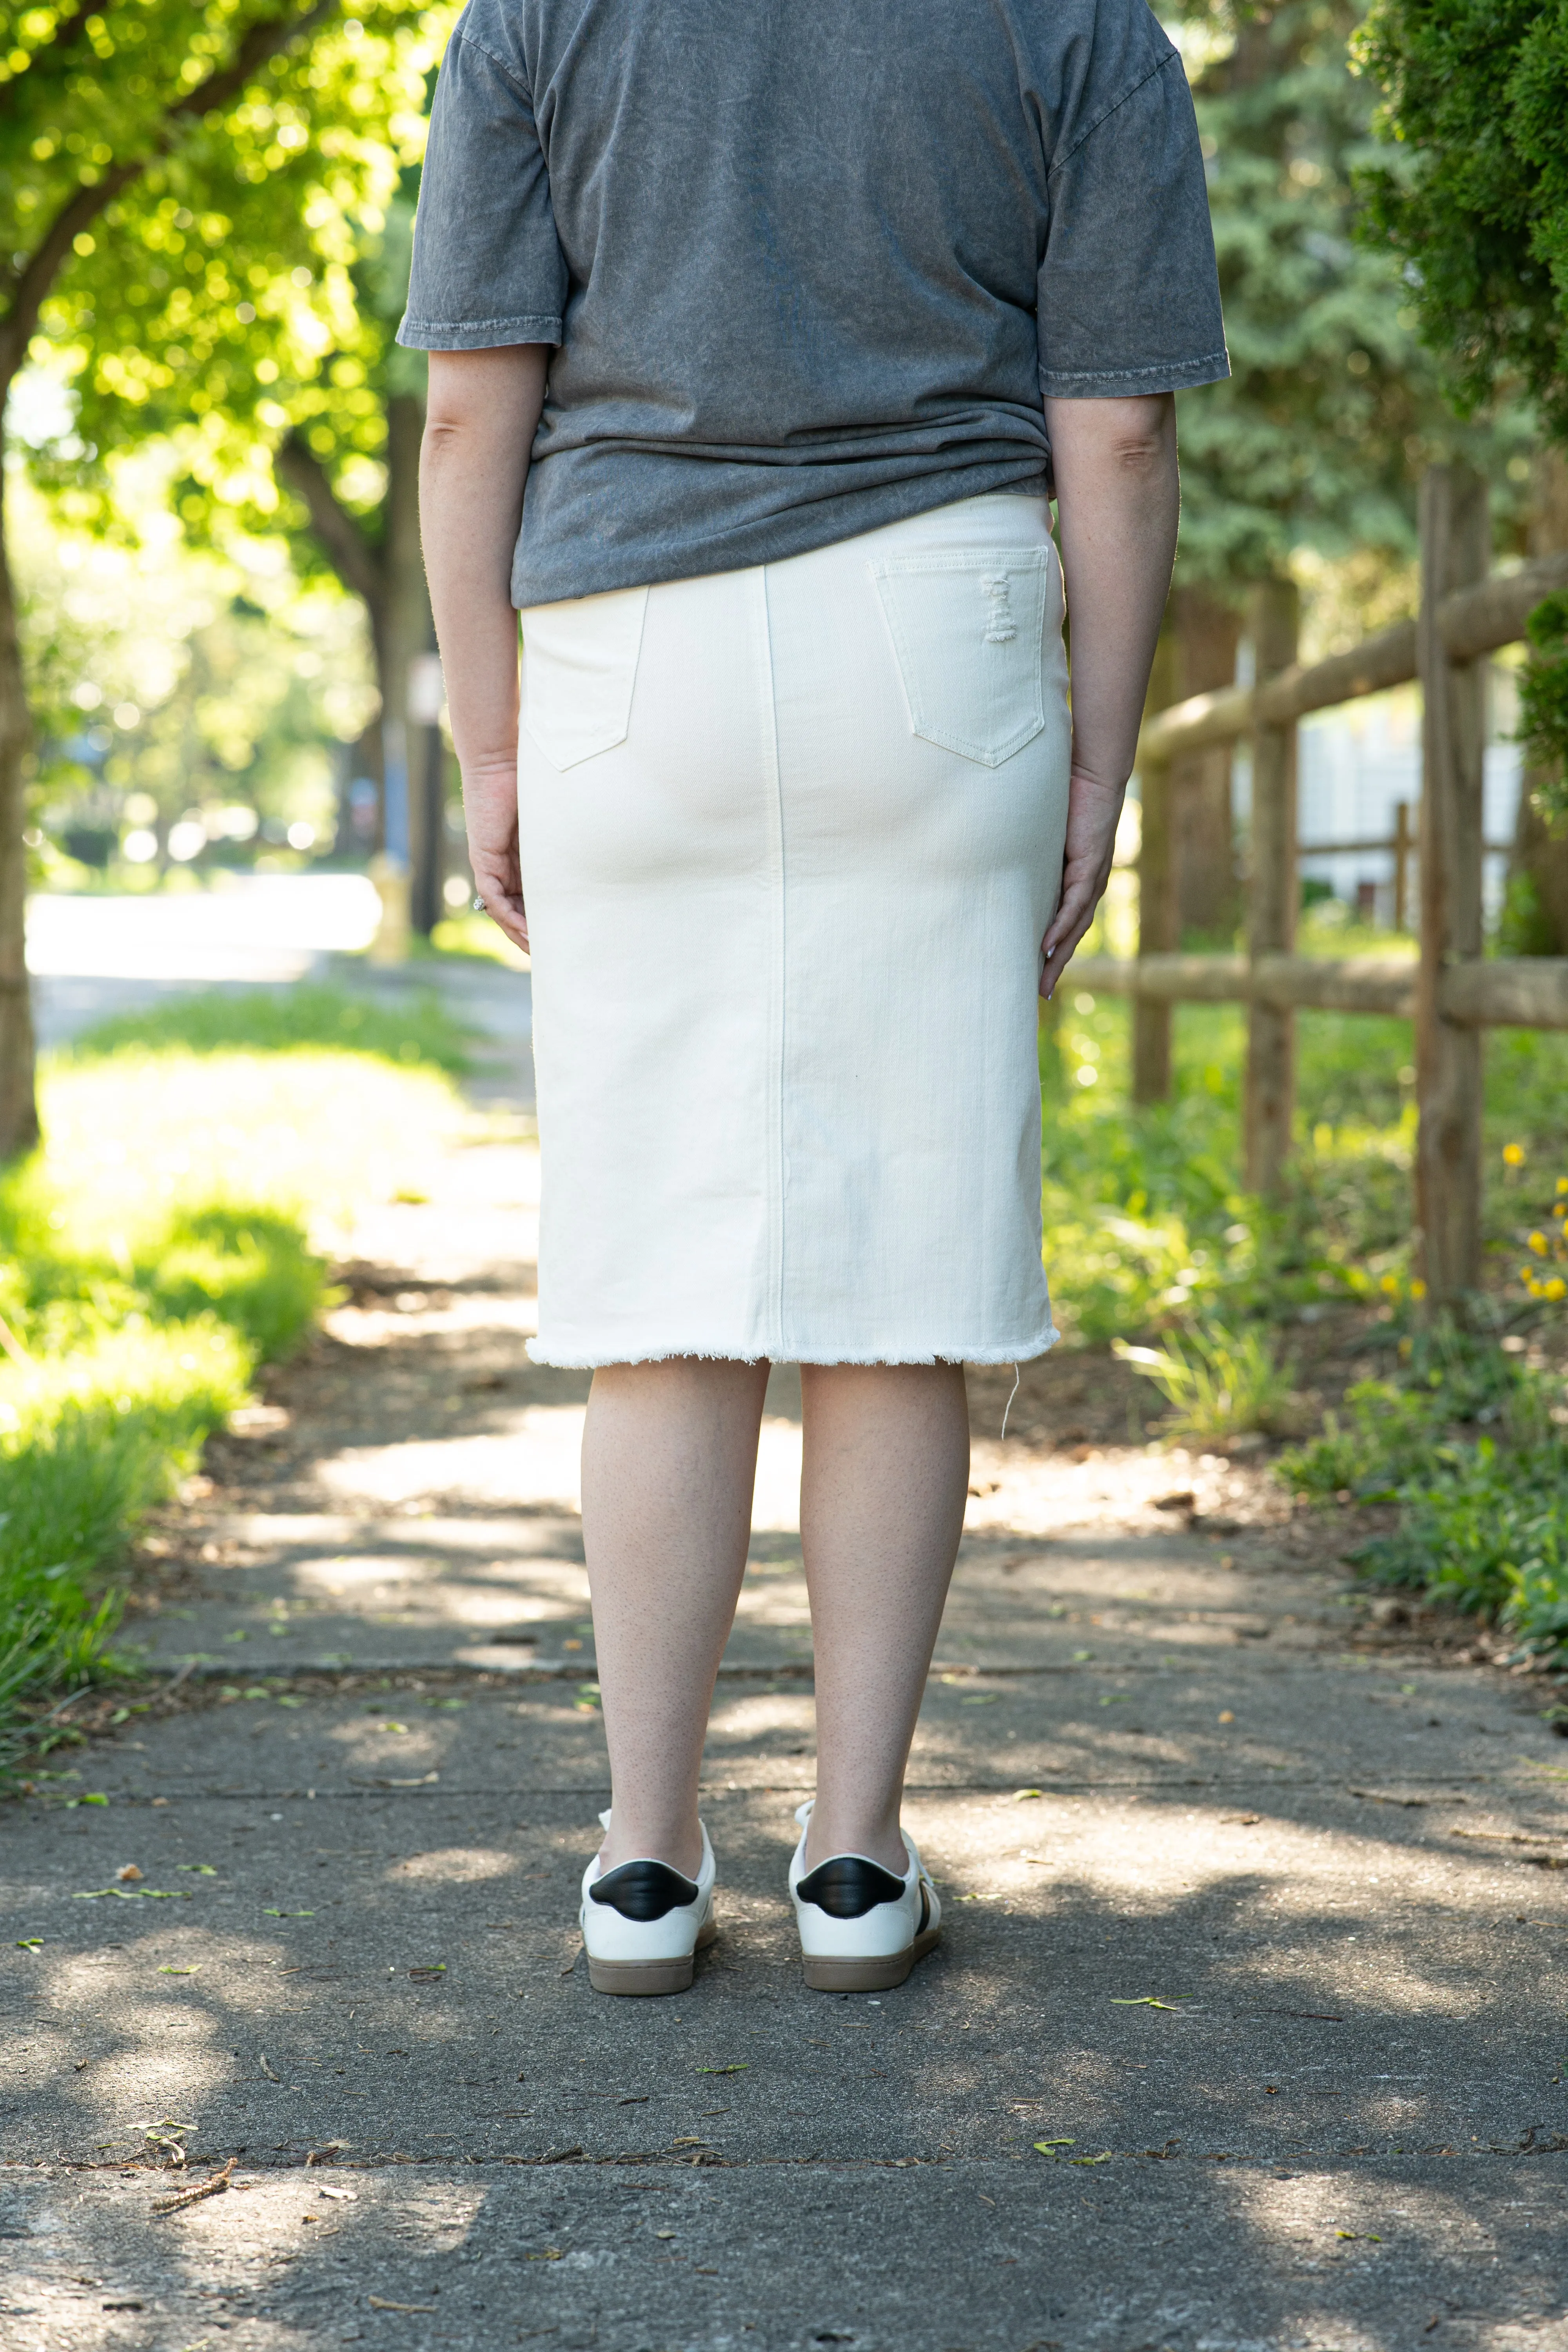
[516,491,1071,1368]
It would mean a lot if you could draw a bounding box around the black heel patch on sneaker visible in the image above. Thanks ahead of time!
[796,1856,907,1918]
[589,1860,700,1922]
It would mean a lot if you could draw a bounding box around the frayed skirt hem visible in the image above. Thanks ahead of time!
[525,1328,1059,1371]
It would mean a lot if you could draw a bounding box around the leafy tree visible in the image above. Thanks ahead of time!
[258,188,452,933]
[1157,0,1529,940]
[1356,0,1568,931]
[0,0,439,1153]
[1179,2,1441,588]
[1354,0,1568,436]
[16,465,375,880]
[62,175,448,928]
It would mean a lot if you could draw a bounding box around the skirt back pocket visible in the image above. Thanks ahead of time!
[522,584,651,771]
[869,545,1057,767]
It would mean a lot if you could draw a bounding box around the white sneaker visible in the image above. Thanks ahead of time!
[788,1800,941,1991]
[579,1811,717,1996]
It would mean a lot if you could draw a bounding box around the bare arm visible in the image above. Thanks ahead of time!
[1039,391,1179,995]
[420,345,550,952]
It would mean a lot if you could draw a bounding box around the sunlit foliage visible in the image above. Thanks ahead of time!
[4,0,452,540]
[1168,0,1530,594]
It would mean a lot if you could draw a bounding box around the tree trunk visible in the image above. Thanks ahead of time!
[0,452,40,1158]
[1132,628,1178,1102]
[1511,448,1568,951]
[381,394,438,934]
[276,408,440,933]
[1243,578,1299,1196]
[1169,586,1242,940]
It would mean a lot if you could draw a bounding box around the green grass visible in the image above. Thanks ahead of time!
[1281,1341,1568,1660]
[65,981,474,1075]
[0,989,468,1771]
[1042,984,1568,1334]
[1045,984,1568,1660]
[423,910,530,970]
[1114,1323,1299,1443]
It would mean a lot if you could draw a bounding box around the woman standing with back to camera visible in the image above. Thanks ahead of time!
[403,0,1225,1996]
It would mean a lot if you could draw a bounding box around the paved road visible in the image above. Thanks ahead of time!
[4,1123,1567,2352]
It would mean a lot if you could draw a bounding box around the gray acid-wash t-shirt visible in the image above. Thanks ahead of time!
[399,0,1227,609]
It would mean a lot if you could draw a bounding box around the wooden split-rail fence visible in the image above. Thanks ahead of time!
[1071,463,1568,1306]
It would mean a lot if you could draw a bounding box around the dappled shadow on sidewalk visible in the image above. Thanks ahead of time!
[5,1735,1567,2348]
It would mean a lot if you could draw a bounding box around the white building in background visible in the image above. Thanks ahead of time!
[1241,666,1522,931]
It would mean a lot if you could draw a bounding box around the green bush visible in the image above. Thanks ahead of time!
[1516,592,1568,837]
[1282,1338,1568,1659]
[1351,1436,1568,1655]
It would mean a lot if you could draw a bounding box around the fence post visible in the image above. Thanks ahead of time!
[1243,579,1300,1194]
[1132,750,1176,1102]
[1394,800,1413,932]
[1415,465,1489,1305]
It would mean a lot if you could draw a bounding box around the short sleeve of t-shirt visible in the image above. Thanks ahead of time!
[1036,42,1224,397]
[400,0,566,350]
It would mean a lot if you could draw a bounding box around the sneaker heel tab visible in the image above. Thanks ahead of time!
[589,1858,701,1922]
[795,1854,908,1918]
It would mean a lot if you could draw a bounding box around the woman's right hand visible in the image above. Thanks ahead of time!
[464,754,530,954]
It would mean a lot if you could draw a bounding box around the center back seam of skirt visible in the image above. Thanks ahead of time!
[757,560,788,1360]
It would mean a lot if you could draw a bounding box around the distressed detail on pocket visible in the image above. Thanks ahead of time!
[869,548,1054,767]
[522,584,650,771]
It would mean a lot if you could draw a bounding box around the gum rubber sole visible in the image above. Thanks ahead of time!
[586,1917,717,1998]
[801,1924,940,1993]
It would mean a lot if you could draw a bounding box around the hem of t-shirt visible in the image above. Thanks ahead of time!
[1038,348,1230,396]
[396,313,564,352]
[511,456,1051,607]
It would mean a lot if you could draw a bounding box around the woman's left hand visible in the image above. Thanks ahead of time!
[1039,764,1124,998]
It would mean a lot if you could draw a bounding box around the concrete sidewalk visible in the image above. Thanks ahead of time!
[4,1136,1567,2352]
[27,881,537,1111]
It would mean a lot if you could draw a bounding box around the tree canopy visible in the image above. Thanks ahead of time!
[8,0,439,454]
[1354,0,1568,851]
[23,4,454,929]
[1172,0,1527,602]
[0,0,448,1151]
[1356,0,1568,439]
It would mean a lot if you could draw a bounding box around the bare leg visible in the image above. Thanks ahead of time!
[798,1363,970,1873]
[582,1357,770,1878]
